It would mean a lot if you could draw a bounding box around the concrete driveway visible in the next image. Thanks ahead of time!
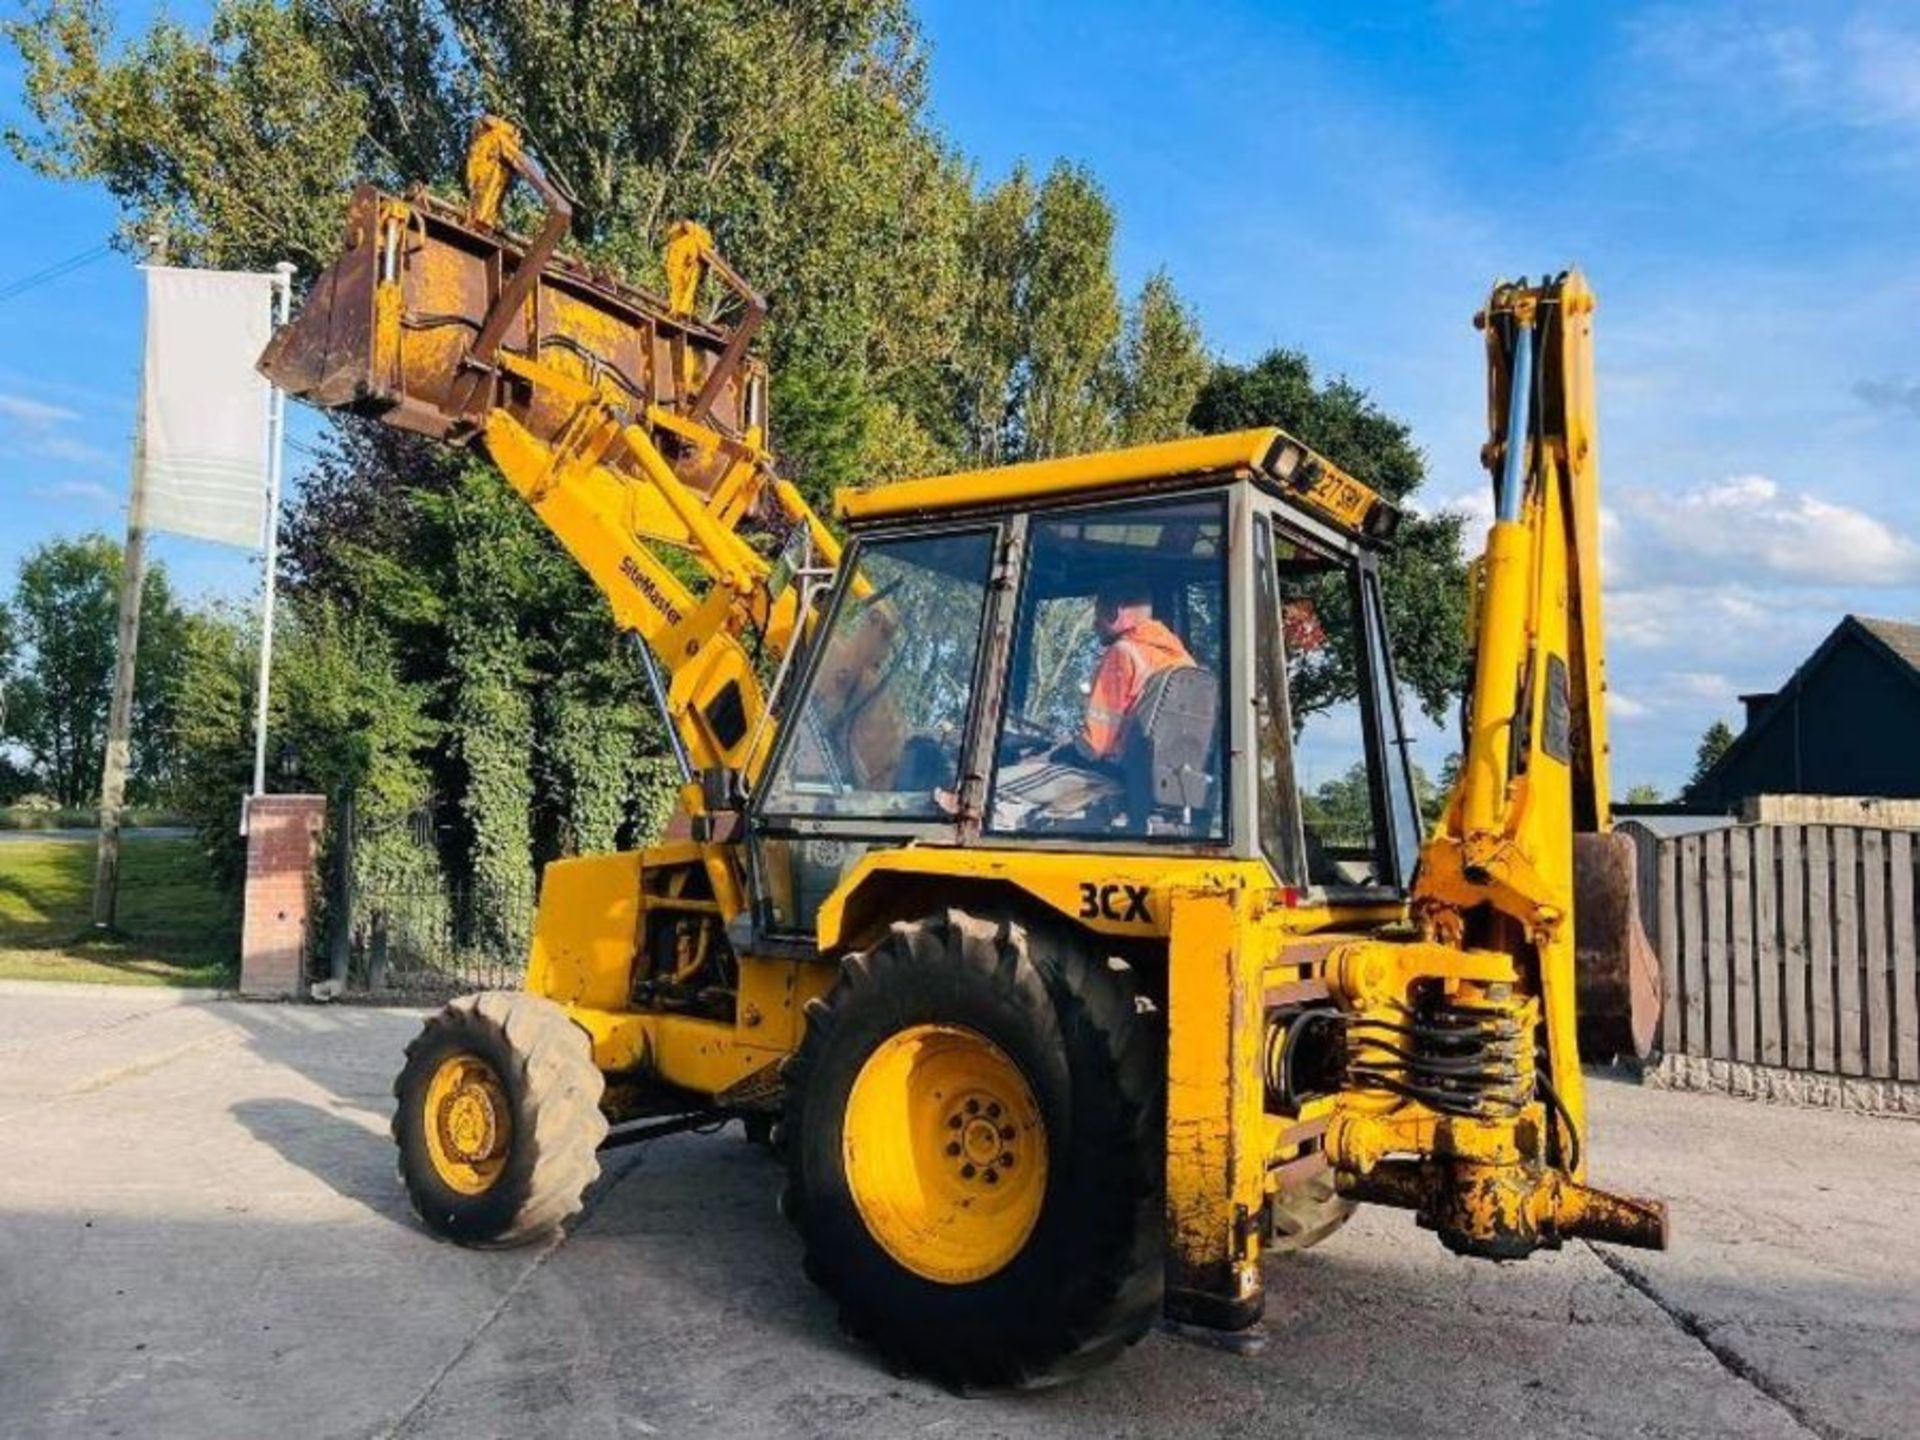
[2,980,1915,1440]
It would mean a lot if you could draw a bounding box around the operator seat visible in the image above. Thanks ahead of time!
[1117,664,1219,835]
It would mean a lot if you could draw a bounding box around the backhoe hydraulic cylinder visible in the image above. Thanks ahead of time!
[1496,320,1534,522]
[1463,521,1529,836]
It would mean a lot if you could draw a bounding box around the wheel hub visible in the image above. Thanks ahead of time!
[947,1097,1018,1182]
[442,1084,501,1162]
[422,1053,511,1195]
[843,1024,1048,1285]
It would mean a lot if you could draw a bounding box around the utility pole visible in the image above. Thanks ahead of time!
[93,234,170,930]
[92,273,154,930]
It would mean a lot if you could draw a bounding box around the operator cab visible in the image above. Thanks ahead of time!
[749,430,1424,935]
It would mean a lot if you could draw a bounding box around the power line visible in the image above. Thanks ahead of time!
[0,242,114,304]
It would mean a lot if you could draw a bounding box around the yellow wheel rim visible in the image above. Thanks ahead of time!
[422,1052,512,1196]
[842,1023,1049,1285]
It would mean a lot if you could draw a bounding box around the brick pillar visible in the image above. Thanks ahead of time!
[240,795,326,999]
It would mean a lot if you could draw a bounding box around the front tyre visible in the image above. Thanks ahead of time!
[784,909,1161,1389]
[392,992,608,1246]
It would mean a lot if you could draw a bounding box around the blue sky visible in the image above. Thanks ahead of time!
[5,1,1920,793]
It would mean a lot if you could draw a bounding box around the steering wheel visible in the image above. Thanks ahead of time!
[998,712,1057,763]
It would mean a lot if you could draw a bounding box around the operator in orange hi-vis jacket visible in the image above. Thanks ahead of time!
[1076,581,1194,761]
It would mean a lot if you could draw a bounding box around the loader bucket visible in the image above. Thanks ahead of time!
[1572,831,1663,1061]
[259,184,765,494]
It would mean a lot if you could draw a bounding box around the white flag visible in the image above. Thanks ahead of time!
[140,266,277,550]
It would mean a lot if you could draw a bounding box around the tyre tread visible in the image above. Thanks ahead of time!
[392,991,608,1247]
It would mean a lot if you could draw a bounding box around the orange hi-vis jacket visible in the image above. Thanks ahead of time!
[1081,612,1194,761]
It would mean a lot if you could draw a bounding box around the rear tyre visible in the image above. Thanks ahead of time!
[392,991,608,1247]
[784,908,1161,1390]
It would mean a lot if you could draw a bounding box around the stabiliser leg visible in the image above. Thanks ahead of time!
[1163,886,1269,1331]
[1318,939,1668,1260]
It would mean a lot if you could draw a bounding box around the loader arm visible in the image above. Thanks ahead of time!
[259,118,844,786]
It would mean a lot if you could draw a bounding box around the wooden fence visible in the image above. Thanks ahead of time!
[1651,823,1920,1080]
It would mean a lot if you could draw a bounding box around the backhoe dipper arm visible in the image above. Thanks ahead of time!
[1321,272,1666,1259]
[258,118,842,786]
[1414,274,1611,1161]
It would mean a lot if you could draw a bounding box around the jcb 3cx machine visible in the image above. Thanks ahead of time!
[262,118,1666,1389]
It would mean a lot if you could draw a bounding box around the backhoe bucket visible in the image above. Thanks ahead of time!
[1572,831,1663,1061]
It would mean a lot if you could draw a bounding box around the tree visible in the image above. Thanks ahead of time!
[167,599,439,889]
[949,168,1207,467]
[1020,161,1121,459]
[1623,783,1664,805]
[0,597,17,732]
[1,535,184,807]
[1687,721,1736,796]
[1115,270,1209,448]
[1191,348,1468,722]
[8,0,371,270]
[1302,758,1443,840]
[276,426,683,932]
[951,164,1035,466]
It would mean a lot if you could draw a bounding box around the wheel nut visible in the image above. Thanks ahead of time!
[998,1152,1014,1168]
[965,1098,980,1115]
[947,1114,962,1130]
[986,1102,1001,1119]
[998,1124,1014,1141]
[961,1163,976,1179]
[945,1141,961,1157]
[984,1169,999,1184]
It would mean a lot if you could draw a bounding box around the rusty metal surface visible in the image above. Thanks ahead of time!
[258,183,765,497]
[1574,830,1664,1061]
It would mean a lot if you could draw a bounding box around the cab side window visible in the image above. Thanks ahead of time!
[988,495,1228,840]
[1276,548,1379,885]
[1258,521,1422,890]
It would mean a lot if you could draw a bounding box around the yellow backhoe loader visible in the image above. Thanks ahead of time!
[261,119,1666,1388]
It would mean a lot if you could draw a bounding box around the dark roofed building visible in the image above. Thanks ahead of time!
[1689,615,1920,810]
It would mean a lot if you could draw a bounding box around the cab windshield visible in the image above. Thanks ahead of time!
[758,529,995,820]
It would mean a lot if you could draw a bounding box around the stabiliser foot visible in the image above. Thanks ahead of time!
[1346,1160,1670,1257]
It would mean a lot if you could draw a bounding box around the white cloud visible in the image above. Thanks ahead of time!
[1845,16,1920,131]
[0,388,119,468]
[0,393,81,428]
[1666,670,1735,703]
[1608,691,1651,721]
[1621,473,1920,585]
[32,435,113,466]
[29,479,115,506]
[1617,4,1920,151]
[1438,486,1492,527]
[1605,582,1798,652]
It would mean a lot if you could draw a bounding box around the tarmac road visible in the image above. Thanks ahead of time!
[1,979,1915,1439]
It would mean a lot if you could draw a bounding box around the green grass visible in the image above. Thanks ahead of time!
[0,837,237,987]
[0,807,185,830]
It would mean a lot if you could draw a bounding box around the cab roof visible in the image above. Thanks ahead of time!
[833,427,1400,544]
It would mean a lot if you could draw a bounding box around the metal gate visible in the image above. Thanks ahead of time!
[321,804,535,998]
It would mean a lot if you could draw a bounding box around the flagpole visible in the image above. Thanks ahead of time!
[249,262,296,800]
[92,242,162,930]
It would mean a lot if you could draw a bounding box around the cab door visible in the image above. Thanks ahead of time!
[749,524,1004,936]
